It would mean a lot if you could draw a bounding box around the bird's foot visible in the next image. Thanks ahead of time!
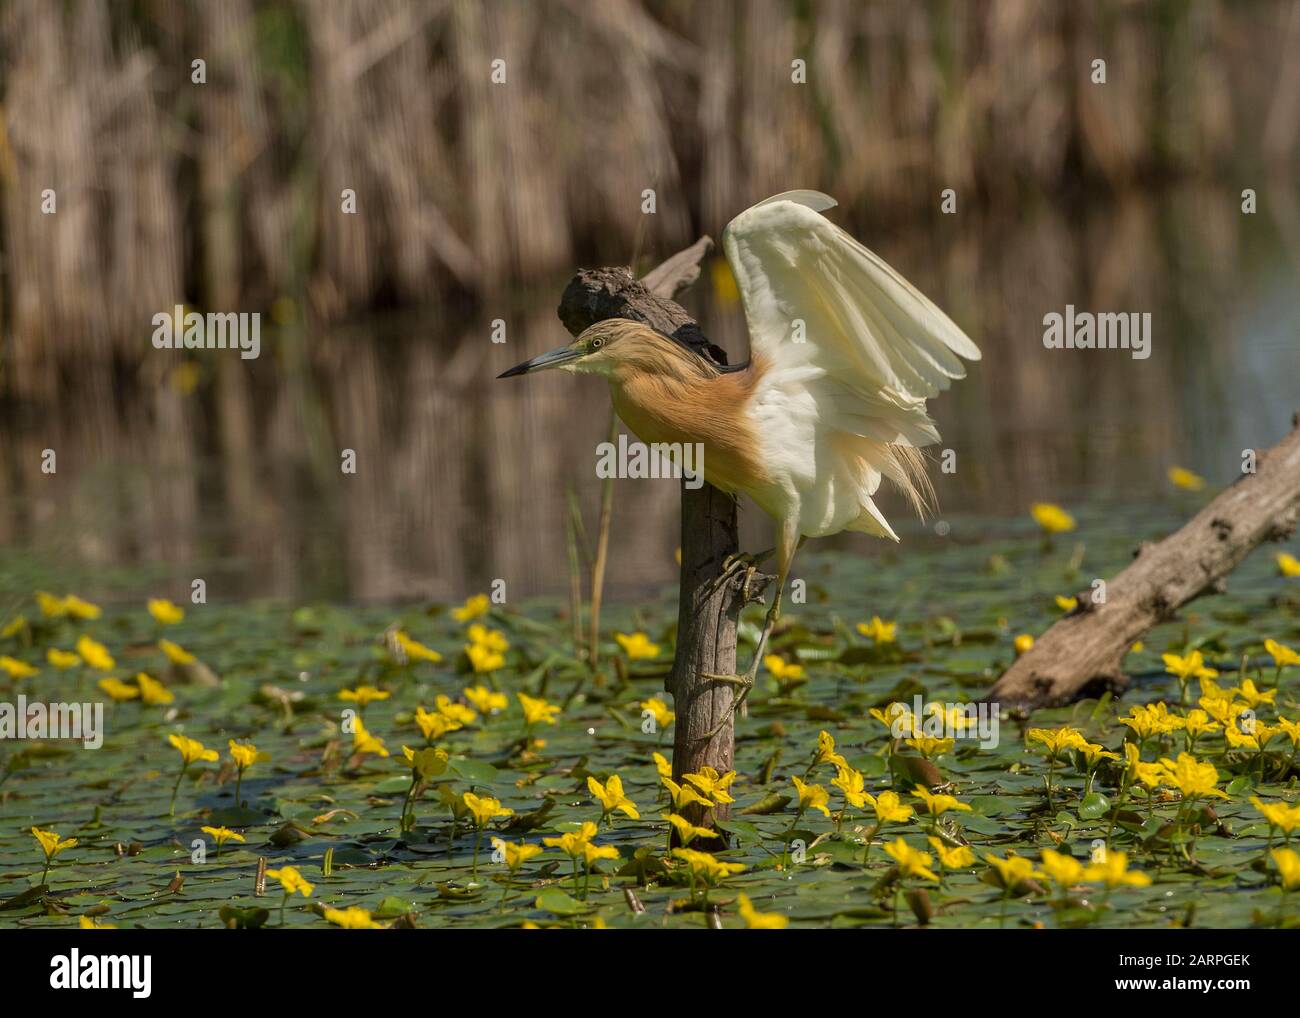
[707,548,774,600]
[699,655,762,739]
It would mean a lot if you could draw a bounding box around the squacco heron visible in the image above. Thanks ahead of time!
[501,190,980,726]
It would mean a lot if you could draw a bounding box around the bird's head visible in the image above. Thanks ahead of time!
[498,319,697,381]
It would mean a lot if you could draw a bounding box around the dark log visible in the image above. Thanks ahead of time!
[986,413,1300,710]
[555,241,767,831]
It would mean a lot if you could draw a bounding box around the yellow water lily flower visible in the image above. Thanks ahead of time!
[831,766,867,809]
[1084,851,1150,888]
[47,648,81,669]
[97,677,140,702]
[1271,847,1300,890]
[856,616,897,644]
[79,916,116,929]
[350,715,389,758]
[200,825,244,848]
[671,847,745,882]
[32,827,77,860]
[168,733,218,765]
[544,821,599,859]
[75,635,114,671]
[465,685,508,715]
[929,837,975,870]
[466,641,505,673]
[518,692,560,726]
[1054,595,1078,612]
[652,751,673,781]
[401,744,449,780]
[588,774,639,820]
[1178,709,1220,740]
[792,776,831,817]
[36,591,68,617]
[912,785,972,818]
[1277,552,1300,577]
[63,595,101,620]
[394,629,443,663]
[451,594,490,622]
[1163,649,1218,687]
[1027,726,1088,758]
[812,730,848,770]
[228,739,268,770]
[1118,703,1182,740]
[467,623,509,654]
[1167,466,1205,491]
[1,616,28,639]
[323,906,382,929]
[266,865,314,897]
[1158,752,1228,800]
[863,790,914,825]
[1030,502,1075,534]
[684,766,736,805]
[664,813,719,845]
[1251,796,1300,835]
[1264,638,1300,669]
[614,631,660,660]
[735,892,788,929]
[1013,633,1035,655]
[1124,743,1171,790]
[640,697,675,729]
[764,655,805,683]
[414,705,461,742]
[0,655,39,679]
[135,672,173,706]
[338,685,390,708]
[462,792,513,828]
[984,851,1040,890]
[159,638,196,665]
[662,776,713,811]
[1039,848,1089,889]
[1237,678,1276,708]
[147,598,185,625]
[884,838,938,881]
[491,837,543,870]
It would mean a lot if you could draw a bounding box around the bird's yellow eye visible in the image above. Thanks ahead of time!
[591,337,604,350]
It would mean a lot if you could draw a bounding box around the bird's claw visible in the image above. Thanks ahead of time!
[699,670,757,740]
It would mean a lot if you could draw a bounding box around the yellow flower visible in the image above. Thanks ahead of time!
[1277,552,1300,578]
[466,641,505,673]
[159,639,196,665]
[884,838,938,881]
[394,630,443,663]
[904,735,955,758]
[200,825,245,848]
[1179,709,1220,739]
[98,677,140,702]
[131,672,172,705]
[401,744,449,779]
[351,715,389,758]
[662,776,713,811]
[0,655,40,679]
[147,598,184,625]
[323,906,382,929]
[1251,796,1300,835]
[1124,744,1170,790]
[1054,595,1078,612]
[812,730,848,770]
[1264,638,1300,669]
[414,705,461,742]
[47,648,81,669]
[266,865,313,897]
[664,813,719,845]
[869,702,914,736]
[518,692,560,726]
[792,775,831,817]
[684,766,736,805]
[465,685,508,714]
[36,591,68,617]
[1027,726,1088,758]
[856,616,898,644]
[640,697,675,729]
[1271,848,1300,891]
[928,836,975,870]
[831,766,867,809]
[614,631,660,660]
[588,774,639,820]
[1039,848,1088,888]
[1158,752,1228,800]
[491,837,543,870]
[652,751,673,780]
[79,915,116,929]
[736,892,788,929]
[1030,502,1075,534]
[764,654,805,683]
[168,733,218,765]
[228,739,267,770]
[63,595,101,620]
[1237,678,1276,708]
[1118,703,1182,740]
[671,847,745,882]
[984,851,1040,890]
[1167,466,1205,491]
[1163,650,1218,685]
[452,594,491,623]
[863,790,914,825]
[462,791,513,828]
[1084,851,1150,888]
[428,695,474,729]
[338,685,390,708]
[912,785,972,818]
[545,821,599,858]
[1013,634,1034,656]
[32,827,78,859]
[1,615,28,639]
[1077,742,1120,768]
[75,635,114,671]
[467,623,509,654]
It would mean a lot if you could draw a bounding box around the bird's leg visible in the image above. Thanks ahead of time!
[700,587,782,740]
[705,547,774,601]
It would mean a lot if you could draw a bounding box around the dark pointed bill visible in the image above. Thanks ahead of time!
[497,343,582,378]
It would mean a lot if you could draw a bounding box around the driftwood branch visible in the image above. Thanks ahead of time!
[556,241,769,832]
[986,413,1300,710]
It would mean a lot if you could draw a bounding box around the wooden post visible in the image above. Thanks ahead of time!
[986,413,1300,710]
[555,241,768,831]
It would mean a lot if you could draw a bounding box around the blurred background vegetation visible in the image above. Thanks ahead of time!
[1,0,1298,604]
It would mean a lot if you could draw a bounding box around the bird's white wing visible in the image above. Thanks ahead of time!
[722,191,980,539]
[723,190,980,413]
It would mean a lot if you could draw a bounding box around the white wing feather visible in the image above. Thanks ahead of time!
[722,191,980,541]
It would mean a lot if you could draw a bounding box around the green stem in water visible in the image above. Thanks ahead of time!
[169,764,188,816]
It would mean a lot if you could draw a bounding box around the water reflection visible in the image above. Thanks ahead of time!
[2,187,1296,603]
